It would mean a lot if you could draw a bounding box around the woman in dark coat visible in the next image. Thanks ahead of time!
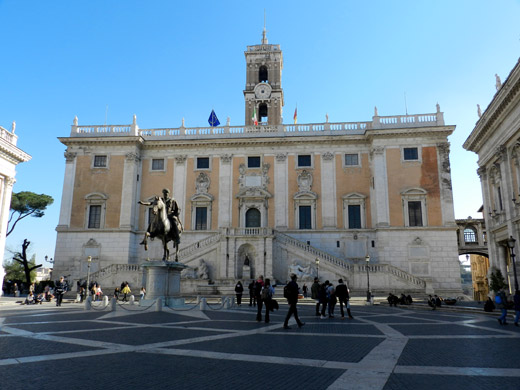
[235,281,244,306]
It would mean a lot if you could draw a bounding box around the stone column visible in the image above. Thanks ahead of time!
[173,156,187,225]
[119,151,140,229]
[57,152,76,228]
[371,146,390,227]
[0,177,15,296]
[274,153,288,229]
[320,152,337,228]
[218,155,233,227]
[437,143,456,226]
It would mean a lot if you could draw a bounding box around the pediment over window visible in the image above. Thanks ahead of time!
[191,192,214,202]
[294,190,318,200]
[401,188,427,196]
[85,192,108,200]
[342,192,366,201]
[236,187,272,200]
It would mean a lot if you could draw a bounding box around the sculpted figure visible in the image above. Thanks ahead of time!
[181,267,197,279]
[197,259,210,279]
[138,188,183,260]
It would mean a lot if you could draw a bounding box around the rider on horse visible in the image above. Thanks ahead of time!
[139,188,181,250]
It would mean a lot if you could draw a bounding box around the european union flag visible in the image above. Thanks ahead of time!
[208,109,220,127]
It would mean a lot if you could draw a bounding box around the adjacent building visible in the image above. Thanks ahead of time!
[52,32,462,295]
[464,58,520,293]
[0,122,32,296]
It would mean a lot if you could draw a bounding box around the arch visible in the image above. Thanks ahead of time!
[237,243,257,280]
[245,208,261,227]
[259,66,268,83]
[259,103,268,123]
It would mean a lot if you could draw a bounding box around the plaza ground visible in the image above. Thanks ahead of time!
[0,297,519,390]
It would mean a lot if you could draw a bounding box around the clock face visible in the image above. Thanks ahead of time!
[254,83,272,99]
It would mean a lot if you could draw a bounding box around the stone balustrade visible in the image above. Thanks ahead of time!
[0,126,17,146]
[69,111,444,138]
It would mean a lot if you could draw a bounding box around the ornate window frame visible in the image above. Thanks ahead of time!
[401,188,428,227]
[342,192,366,229]
[190,172,213,230]
[344,153,360,168]
[150,158,165,172]
[84,192,108,229]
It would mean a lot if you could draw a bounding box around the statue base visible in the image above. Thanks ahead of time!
[141,260,187,307]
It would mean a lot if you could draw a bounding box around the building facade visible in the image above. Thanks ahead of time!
[0,122,32,296]
[53,34,462,295]
[464,58,520,293]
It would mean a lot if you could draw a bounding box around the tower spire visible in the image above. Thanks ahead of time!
[262,10,268,44]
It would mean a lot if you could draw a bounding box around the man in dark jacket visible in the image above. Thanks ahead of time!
[55,276,68,307]
[283,274,305,329]
[335,279,353,319]
[311,277,320,316]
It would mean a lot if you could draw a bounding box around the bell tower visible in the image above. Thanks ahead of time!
[244,27,284,126]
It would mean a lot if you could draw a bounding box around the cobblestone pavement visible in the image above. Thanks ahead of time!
[1,299,519,390]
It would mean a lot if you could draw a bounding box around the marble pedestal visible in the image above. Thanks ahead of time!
[141,261,187,307]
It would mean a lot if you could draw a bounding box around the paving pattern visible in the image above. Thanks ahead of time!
[0,300,519,389]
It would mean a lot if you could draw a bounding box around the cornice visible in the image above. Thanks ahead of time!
[464,57,520,152]
[0,138,31,164]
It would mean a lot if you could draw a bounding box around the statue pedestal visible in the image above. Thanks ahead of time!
[141,261,187,307]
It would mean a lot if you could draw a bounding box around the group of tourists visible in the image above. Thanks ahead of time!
[311,277,354,319]
[387,293,413,306]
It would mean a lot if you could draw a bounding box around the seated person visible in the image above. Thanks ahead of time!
[24,292,36,305]
[35,293,44,304]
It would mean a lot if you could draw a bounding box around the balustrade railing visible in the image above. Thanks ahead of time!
[70,111,443,138]
[178,234,222,258]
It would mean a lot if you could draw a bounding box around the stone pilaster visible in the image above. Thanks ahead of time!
[320,152,337,228]
[274,153,288,229]
[58,151,77,228]
[371,146,390,227]
[218,155,233,227]
[173,156,187,225]
[119,151,141,229]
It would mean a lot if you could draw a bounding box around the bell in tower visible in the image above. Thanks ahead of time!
[243,27,284,126]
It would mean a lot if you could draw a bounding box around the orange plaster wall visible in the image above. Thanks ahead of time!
[335,153,372,228]
[387,147,442,226]
[70,155,124,228]
[138,158,174,230]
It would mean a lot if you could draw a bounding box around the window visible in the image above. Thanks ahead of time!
[401,188,427,227]
[348,205,361,229]
[195,207,208,230]
[85,192,107,229]
[345,154,359,166]
[197,157,210,169]
[246,208,261,227]
[259,103,268,123]
[464,228,477,243]
[299,206,312,229]
[408,201,423,227]
[88,205,101,228]
[298,155,312,167]
[93,155,107,168]
[403,147,419,161]
[248,156,261,168]
[259,66,268,83]
[342,193,366,229]
[151,158,165,171]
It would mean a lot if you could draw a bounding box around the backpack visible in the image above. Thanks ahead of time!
[495,295,502,304]
[261,287,272,301]
[283,284,290,299]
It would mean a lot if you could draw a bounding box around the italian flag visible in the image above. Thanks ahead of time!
[252,107,258,126]
[293,107,297,124]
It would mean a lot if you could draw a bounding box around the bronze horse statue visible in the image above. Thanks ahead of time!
[143,196,183,261]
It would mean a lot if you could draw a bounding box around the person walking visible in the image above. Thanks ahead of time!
[302,284,308,298]
[255,276,265,322]
[261,278,275,323]
[327,283,336,318]
[318,280,329,319]
[140,286,146,300]
[121,282,131,302]
[283,274,305,329]
[336,279,354,319]
[311,277,320,316]
[248,279,256,307]
[497,287,508,325]
[234,281,244,306]
[55,276,68,307]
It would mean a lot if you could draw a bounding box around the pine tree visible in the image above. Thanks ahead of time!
[489,268,507,292]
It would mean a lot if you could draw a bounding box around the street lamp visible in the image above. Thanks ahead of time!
[507,236,519,292]
[315,258,320,279]
[365,255,371,302]
[86,256,92,299]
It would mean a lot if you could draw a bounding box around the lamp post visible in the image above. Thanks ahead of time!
[507,236,519,292]
[86,256,92,299]
[315,258,320,280]
[365,255,371,302]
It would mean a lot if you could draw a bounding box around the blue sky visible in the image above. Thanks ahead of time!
[1,0,519,267]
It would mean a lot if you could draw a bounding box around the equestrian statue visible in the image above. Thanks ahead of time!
[138,188,183,261]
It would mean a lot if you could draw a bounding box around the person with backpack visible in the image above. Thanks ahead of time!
[234,280,244,306]
[260,278,274,323]
[497,287,509,325]
[254,275,265,322]
[283,273,305,329]
[336,279,354,319]
[318,281,329,319]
